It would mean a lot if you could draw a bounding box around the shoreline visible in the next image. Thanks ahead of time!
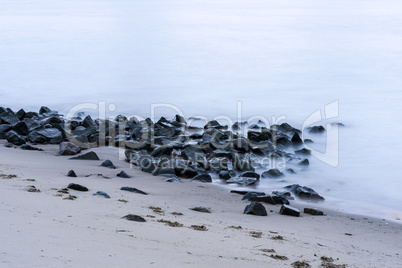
[1,141,401,267]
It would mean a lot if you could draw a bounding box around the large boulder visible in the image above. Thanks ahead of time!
[37,128,63,144]
[59,142,81,155]
[11,121,29,136]
[0,124,11,139]
[5,130,25,145]
[243,202,267,216]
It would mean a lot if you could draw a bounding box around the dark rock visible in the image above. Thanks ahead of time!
[247,131,272,143]
[262,169,284,178]
[240,171,260,180]
[304,208,324,216]
[20,144,43,151]
[4,142,13,148]
[37,128,62,144]
[241,191,265,200]
[286,168,296,174]
[299,159,309,166]
[138,156,156,173]
[70,151,100,160]
[291,132,303,146]
[285,184,324,201]
[67,170,77,177]
[309,125,325,133]
[233,155,254,172]
[271,195,290,205]
[191,174,212,183]
[16,109,26,120]
[233,138,250,152]
[182,145,204,161]
[204,120,227,130]
[295,148,311,155]
[26,131,48,144]
[93,191,110,198]
[122,214,146,222]
[5,130,26,145]
[150,145,174,157]
[82,115,98,129]
[0,124,11,139]
[59,142,81,155]
[226,176,257,186]
[231,190,265,195]
[153,167,175,176]
[101,159,116,169]
[304,139,314,144]
[219,170,235,180]
[39,106,52,115]
[243,202,267,216]
[11,121,29,136]
[120,186,148,195]
[249,195,277,205]
[190,206,211,213]
[279,204,300,217]
[164,176,182,183]
[0,114,19,125]
[67,183,88,191]
[117,171,131,178]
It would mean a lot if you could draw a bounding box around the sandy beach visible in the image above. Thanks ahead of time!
[0,141,401,268]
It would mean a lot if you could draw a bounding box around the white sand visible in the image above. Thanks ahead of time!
[0,141,401,268]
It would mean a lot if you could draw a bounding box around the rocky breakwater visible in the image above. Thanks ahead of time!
[1,105,328,216]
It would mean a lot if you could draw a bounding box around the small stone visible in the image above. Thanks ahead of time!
[304,208,324,216]
[122,214,146,222]
[279,204,300,217]
[67,170,77,177]
[20,144,43,151]
[67,183,88,192]
[164,176,182,183]
[101,159,116,169]
[69,151,100,160]
[262,168,284,178]
[117,171,131,178]
[189,206,211,213]
[93,191,111,198]
[120,186,147,195]
[244,202,267,216]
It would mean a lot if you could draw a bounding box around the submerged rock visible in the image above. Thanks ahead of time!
[226,176,258,186]
[261,169,284,178]
[249,195,277,205]
[285,184,324,201]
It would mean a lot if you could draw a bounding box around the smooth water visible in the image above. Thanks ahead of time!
[1,0,402,220]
